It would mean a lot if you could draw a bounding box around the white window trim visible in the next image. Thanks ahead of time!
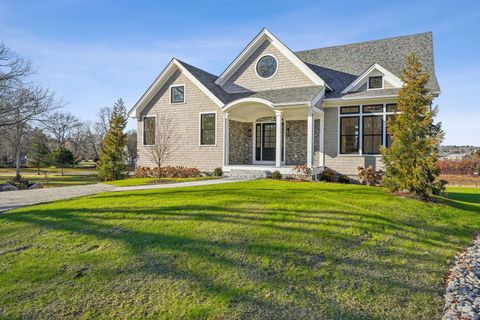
[254,54,279,80]
[199,111,217,147]
[367,76,384,90]
[169,84,186,104]
[337,103,397,156]
[142,115,157,146]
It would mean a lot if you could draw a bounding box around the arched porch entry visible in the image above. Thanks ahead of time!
[222,98,325,173]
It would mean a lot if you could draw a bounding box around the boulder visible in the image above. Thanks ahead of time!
[0,184,18,192]
[28,183,43,190]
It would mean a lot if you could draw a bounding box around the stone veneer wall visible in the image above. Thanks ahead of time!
[285,120,307,165]
[229,121,253,165]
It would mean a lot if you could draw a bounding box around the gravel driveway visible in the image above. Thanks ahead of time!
[0,178,247,212]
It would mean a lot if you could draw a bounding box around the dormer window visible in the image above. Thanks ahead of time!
[368,76,383,89]
[170,85,185,103]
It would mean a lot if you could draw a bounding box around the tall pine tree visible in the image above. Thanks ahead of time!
[96,98,128,181]
[28,129,50,175]
[381,53,443,197]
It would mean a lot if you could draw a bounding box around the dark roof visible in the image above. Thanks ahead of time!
[229,86,324,105]
[176,59,232,104]
[176,32,439,104]
[295,32,440,98]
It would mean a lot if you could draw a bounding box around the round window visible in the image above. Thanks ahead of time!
[256,55,277,79]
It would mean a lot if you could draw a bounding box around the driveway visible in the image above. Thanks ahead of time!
[0,177,247,212]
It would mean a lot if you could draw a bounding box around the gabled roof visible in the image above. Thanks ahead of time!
[215,28,330,89]
[341,63,403,94]
[128,58,226,117]
[295,32,440,98]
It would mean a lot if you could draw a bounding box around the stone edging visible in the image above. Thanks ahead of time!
[443,235,480,320]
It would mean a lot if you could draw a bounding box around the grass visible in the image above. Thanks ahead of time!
[0,181,479,319]
[0,167,97,188]
[106,176,220,187]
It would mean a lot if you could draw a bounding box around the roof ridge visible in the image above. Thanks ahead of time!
[295,31,432,54]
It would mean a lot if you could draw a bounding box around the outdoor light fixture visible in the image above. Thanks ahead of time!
[286,127,290,137]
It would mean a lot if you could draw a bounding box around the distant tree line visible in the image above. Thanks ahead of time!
[0,42,137,180]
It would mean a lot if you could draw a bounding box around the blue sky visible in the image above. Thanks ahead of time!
[0,0,479,145]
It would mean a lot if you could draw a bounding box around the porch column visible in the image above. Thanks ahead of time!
[224,112,229,166]
[275,110,282,167]
[307,109,314,168]
[319,110,325,167]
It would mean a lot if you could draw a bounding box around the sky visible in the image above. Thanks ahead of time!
[0,0,479,145]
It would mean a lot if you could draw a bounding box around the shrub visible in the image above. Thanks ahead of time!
[134,166,201,178]
[338,175,350,184]
[319,169,336,182]
[213,167,223,177]
[293,164,311,180]
[271,170,282,180]
[7,176,33,190]
[357,166,383,186]
[438,158,480,175]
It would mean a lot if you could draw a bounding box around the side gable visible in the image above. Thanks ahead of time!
[341,63,403,94]
[216,28,329,92]
[128,59,224,118]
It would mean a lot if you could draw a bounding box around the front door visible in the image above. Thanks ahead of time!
[255,122,282,162]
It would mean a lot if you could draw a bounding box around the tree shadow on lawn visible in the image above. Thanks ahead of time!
[1,197,473,319]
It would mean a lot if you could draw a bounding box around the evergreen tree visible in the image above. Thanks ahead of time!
[381,53,444,198]
[96,98,128,181]
[28,130,50,175]
[50,147,76,176]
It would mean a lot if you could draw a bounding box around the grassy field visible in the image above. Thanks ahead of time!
[0,167,97,188]
[0,181,479,319]
[106,176,220,187]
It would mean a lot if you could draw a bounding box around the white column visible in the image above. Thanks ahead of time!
[224,112,229,166]
[275,110,282,167]
[319,110,325,167]
[307,109,314,168]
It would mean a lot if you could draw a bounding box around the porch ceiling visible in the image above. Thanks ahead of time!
[228,103,319,122]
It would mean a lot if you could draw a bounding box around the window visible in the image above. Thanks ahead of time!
[256,55,277,79]
[362,116,383,154]
[170,85,185,103]
[386,114,395,147]
[340,117,359,154]
[143,117,156,145]
[363,105,383,113]
[200,113,216,145]
[340,106,360,114]
[386,103,398,112]
[368,76,383,89]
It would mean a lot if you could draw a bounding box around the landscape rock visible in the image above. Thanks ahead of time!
[28,183,43,190]
[443,235,480,320]
[0,184,18,192]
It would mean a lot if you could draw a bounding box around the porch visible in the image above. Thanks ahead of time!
[222,97,325,174]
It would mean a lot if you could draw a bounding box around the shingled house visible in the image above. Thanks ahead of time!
[128,28,440,177]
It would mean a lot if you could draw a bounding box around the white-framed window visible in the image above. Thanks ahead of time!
[338,103,397,155]
[368,76,383,90]
[142,116,156,146]
[170,84,185,104]
[199,112,216,146]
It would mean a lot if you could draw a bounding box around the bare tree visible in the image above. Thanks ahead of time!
[95,106,112,140]
[42,111,82,148]
[147,114,178,179]
[0,43,34,127]
[3,86,59,179]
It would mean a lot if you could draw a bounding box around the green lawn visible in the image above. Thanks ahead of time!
[0,167,97,188]
[0,181,479,319]
[106,176,219,187]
